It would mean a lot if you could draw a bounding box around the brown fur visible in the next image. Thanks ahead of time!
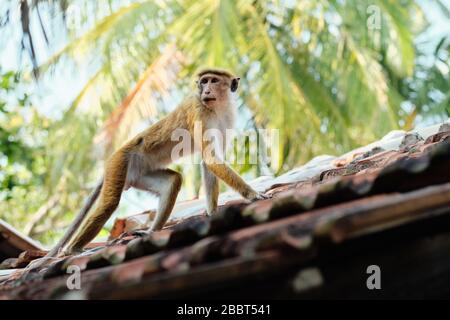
[196,67,236,79]
[54,68,267,257]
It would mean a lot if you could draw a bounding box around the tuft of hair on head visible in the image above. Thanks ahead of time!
[196,67,237,80]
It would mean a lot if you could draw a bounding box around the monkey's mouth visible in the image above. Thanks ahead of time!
[203,97,216,102]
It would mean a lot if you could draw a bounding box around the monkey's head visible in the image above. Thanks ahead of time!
[196,68,240,109]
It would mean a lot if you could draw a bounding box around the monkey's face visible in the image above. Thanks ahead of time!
[198,73,239,108]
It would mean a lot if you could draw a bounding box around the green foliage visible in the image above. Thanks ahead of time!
[0,70,41,198]
[31,0,446,167]
[0,69,48,240]
[407,36,450,122]
[0,0,448,245]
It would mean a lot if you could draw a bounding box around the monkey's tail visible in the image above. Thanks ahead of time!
[46,178,104,257]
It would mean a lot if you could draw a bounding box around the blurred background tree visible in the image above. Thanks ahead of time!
[0,0,448,246]
[0,69,58,243]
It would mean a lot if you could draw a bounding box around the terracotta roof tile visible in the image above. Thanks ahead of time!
[1,122,450,299]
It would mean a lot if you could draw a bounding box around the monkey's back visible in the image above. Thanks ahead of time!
[118,95,202,171]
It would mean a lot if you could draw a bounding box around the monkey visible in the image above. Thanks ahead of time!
[45,68,269,258]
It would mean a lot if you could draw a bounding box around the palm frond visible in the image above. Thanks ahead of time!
[94,44,187,156]
[375,0,416,77]
[38,1,166,73]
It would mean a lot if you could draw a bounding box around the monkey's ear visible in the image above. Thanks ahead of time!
[196,80,202,92]
[230,77,240,92]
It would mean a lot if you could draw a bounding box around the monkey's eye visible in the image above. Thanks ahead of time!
[211,78,219,83]
[200,78,208,84]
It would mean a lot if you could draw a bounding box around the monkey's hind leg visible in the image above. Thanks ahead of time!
[131,169,183,231]
[60,151,129,255]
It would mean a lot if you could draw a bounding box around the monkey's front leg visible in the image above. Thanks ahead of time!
[201,160,219,216]
[203,160,269,202]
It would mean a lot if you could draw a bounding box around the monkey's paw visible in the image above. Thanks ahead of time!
[247,191,271,201]
[205,209,218,217]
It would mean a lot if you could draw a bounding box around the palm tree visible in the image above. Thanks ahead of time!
[1,0,448,243]
[29,0,424,160]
